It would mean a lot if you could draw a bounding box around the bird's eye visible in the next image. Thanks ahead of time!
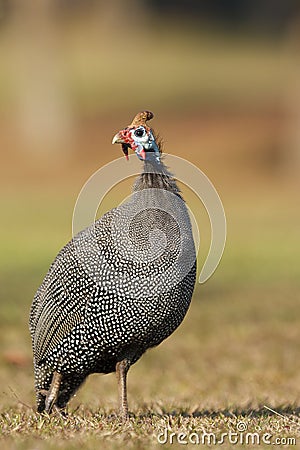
[134,128,145,138]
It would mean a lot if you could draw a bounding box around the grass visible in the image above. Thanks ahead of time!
[1,405,299,449]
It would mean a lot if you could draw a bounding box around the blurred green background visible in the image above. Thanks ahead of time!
[0,0,300,413]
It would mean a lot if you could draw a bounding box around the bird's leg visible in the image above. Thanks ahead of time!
[45,371,62,413]
[116,359,130,421]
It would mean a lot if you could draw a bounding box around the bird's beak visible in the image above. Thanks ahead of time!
[112,131,130,160]
[112,132,124,145]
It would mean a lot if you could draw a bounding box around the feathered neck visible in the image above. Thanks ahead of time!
[133,158,182,198]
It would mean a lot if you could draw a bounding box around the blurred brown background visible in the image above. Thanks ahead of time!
[0,1,300,411]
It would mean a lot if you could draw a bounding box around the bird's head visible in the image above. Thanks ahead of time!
[112,111,161,163]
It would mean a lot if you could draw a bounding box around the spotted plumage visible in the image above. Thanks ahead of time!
[29,111,196,418]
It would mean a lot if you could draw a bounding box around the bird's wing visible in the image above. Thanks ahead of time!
[30,240,95,364]
[30,210,116,364]
[33,286,84,365]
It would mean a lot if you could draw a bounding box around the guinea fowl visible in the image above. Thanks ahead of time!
[29,111,197,419]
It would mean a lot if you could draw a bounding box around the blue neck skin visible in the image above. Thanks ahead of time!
[136,131,161,164]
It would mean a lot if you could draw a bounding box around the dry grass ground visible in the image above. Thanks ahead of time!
[1,404,299,449]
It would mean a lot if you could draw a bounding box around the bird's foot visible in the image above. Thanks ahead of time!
[37,371,62,414]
